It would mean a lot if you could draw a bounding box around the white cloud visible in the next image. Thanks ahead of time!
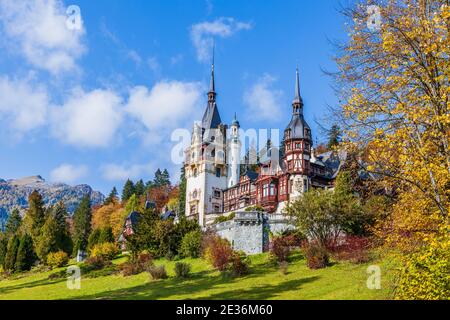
[101,162,154,181]
[126,81,203,132]
[52,88,123,148]
[50,163,88,184]
[190,17,252,62]
[244,74,283,122]
[0,0,86,74]
[170,54,183,66]
[0,75,49,133]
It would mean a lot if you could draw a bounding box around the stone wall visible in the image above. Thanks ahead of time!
[213,212,294,255]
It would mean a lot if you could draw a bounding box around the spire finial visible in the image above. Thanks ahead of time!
[209,40,215,93]
[295,65,300,101]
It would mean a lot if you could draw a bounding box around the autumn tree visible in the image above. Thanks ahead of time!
[335,0,450,298]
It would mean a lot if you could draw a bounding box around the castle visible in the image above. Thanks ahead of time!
[184,61,343,227]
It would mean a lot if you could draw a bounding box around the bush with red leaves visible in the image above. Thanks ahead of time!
[327,236,371,264]
[203,234,234,272]
[303,242,330,269]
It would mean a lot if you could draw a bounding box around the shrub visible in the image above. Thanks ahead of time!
[396,236,450,300]
[213,213,235,224]
[203,235,233,272]
[327,236,370,264]
[229,252,250,277]
[303,243,330,269]
[90,242,119,260]
[46,251,69,269]
[119,252,153,277]
[174,262,191,279]
[270,235,299,263]
[180,230,202,258]
[83,256,111,271]
[147,265,168,280]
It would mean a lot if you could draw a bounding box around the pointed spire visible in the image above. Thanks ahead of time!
[209,40,215,93]
[293,66,301,103]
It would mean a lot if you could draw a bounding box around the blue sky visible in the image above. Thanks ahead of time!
[0,0,348,195]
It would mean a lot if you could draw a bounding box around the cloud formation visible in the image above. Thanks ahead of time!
[190,17,252,62]
[126,81,203,133]
[51,88,123,148]
[0,75,49,133]
[50,163,88,184]
[0,0,86,75]
[243,74,284,122]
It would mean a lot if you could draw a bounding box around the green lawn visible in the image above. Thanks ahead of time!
[0,252,394,300]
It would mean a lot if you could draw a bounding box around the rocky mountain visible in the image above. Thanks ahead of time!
[0,176,104,228]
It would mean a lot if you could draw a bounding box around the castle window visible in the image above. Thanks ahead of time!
[215,167,221,177]
[213,204,221,213]
[190,205,196,215]
[263,184,269,197]
[270,184,276,196]
[295,142,301,149]
[213,190,221,198]
[193,168,198,177]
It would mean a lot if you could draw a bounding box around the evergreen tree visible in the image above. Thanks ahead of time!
[125,194,139,214]
[104,187,118,205]
[326,124,341,150]
[98,227,114,243]
[5,208,22,237]
[87,228,101,252]
[52,203,72,254]
[178,165,187,216]
[0,234,8,269]
[72,195,92,254]
[4,235,20,272]
[36,215,59,262]
[154,169,170,187]
[23,191,46,243]
[15,234,35,272]
[121,179,135,202]
[135,179,145,197]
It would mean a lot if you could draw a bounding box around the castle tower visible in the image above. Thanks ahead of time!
[283,67,312,200]
[185,56,228,226]
[227,113,241,188]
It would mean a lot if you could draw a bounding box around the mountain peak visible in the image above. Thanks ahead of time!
[9,175,46,186]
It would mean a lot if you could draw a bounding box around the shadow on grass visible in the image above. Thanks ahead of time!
[71,265,319,300]
[0,277,66,295]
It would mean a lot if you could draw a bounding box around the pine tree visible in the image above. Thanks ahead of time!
[98,227,114,243]
[154,169,170,187]
[121,179,135,202]
[125,194,139,214]
[135,179,145,197]
[4,235,20,272]
[104,187,118,205]
[15,234,35,272]
[36,215,59,262]
[0,234,8,269]
[178,165,187,216]
[326,124,341,150]
[50,202,73,255]
[72,195,92,255]
[5,208,22,237]
[23,190,46,244]
[87,228,101,252]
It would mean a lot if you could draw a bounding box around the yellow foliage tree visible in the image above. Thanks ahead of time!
[335,0,449,299]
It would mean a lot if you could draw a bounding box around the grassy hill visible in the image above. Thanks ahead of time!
[0,252,394,300]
